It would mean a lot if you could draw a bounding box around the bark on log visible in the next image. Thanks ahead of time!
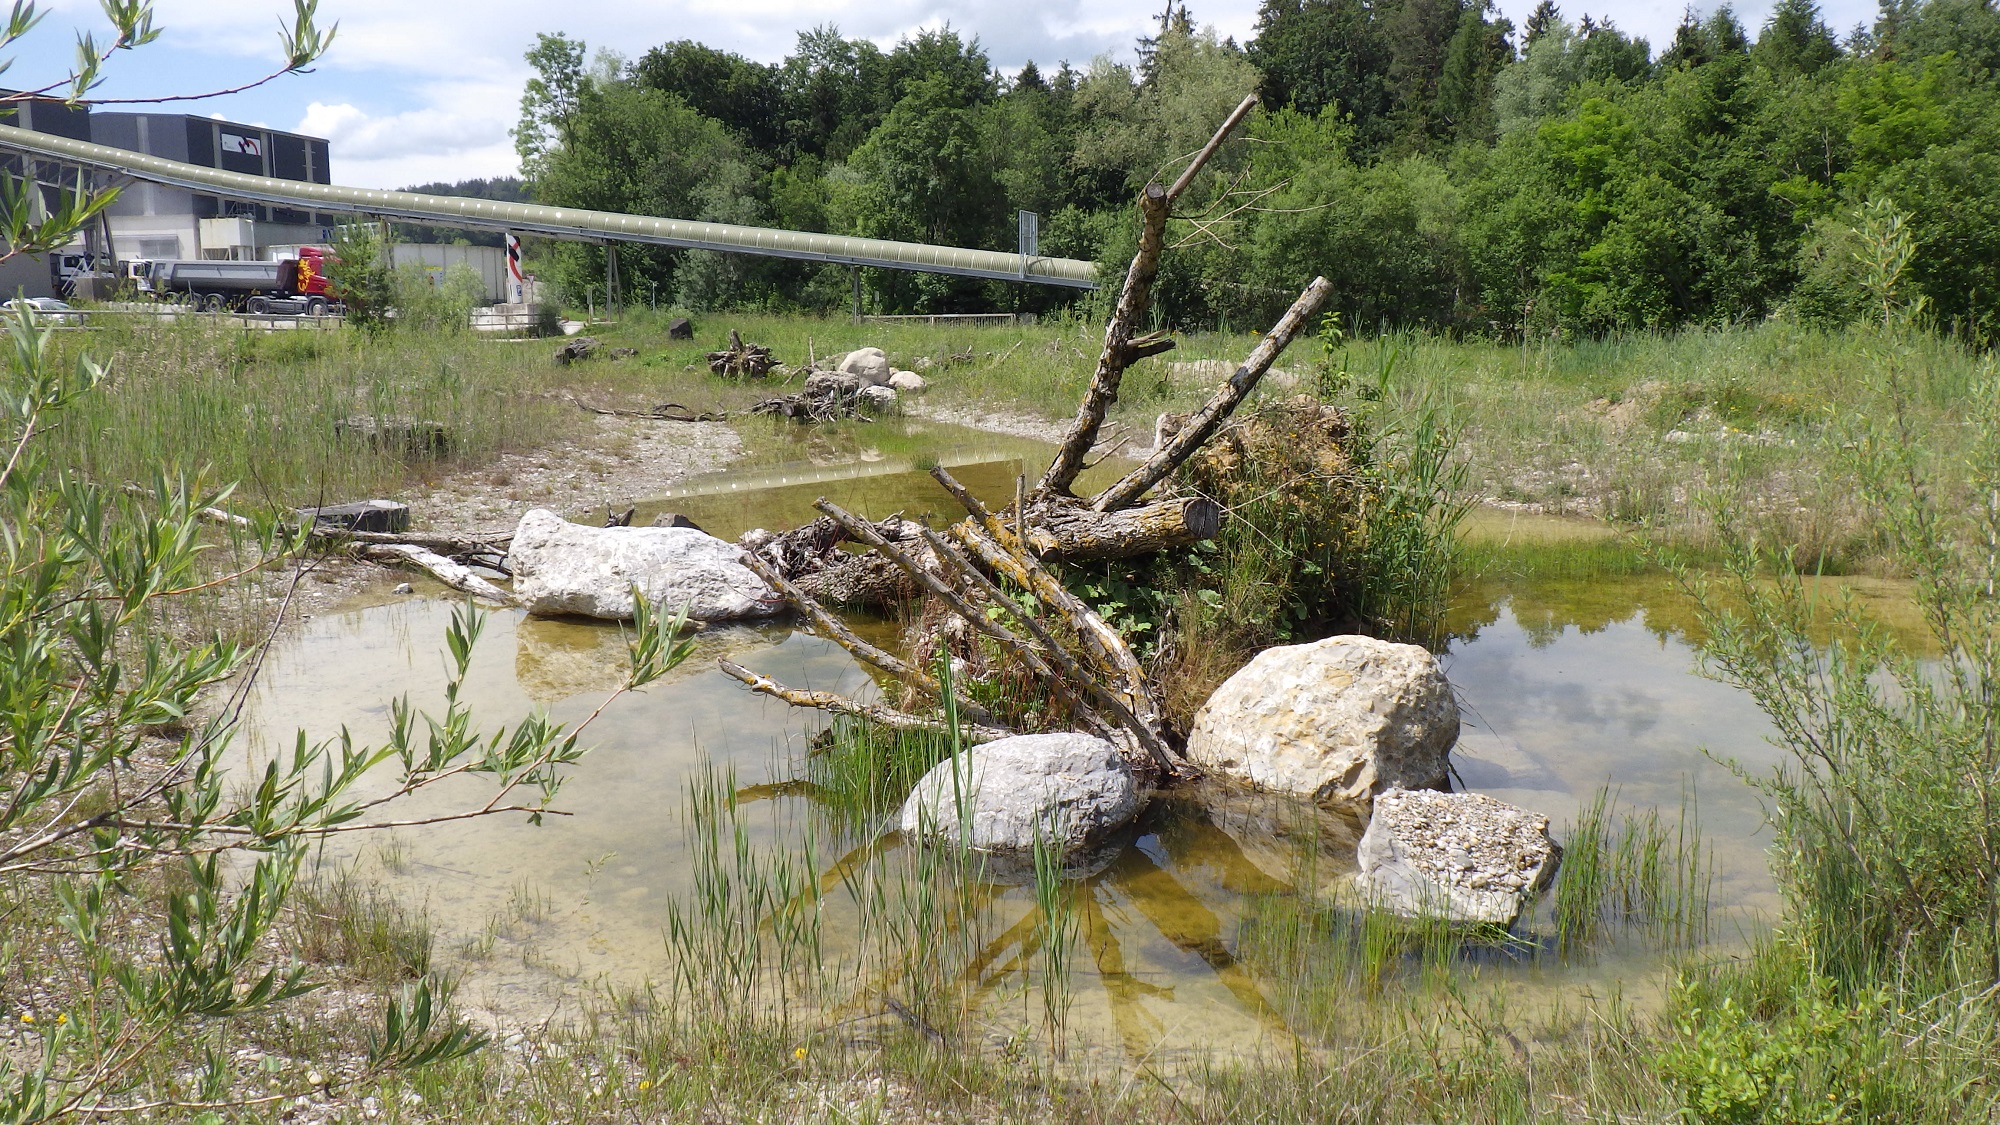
[1026,495,1221,560]
[313,527,513,555]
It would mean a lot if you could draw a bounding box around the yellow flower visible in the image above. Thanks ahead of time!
[638,1080,653,1091]
[793,1047,807,1061]
[55,1014,66,1024]
[18,1014,30,1024]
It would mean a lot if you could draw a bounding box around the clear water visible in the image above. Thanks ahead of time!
[238,437,1805,1056]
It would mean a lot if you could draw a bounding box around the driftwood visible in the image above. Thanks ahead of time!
[709,329,777,379]
[748,371,886,424]
[360,544,516,604]
[720,92,1331,778]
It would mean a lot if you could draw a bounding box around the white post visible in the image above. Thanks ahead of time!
[504,232,526,304]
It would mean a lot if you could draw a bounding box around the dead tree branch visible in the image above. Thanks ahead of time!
[1092,276,1334,512]
[1040,92,1261,497]
[737,550,999,728]
[718,660,1013,744]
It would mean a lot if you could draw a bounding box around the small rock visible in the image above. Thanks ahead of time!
[888,370,926,393]
[1186,635,1459,809]
[297,499,410,535]
[1353,788,1561,926]
[836,347,892,386]
[554,336,601,365]
[609,347,639,358]
[649,512,705,532]
[393,582,414,595]
[899,732,1142,853]
[667,317,694,340]
[858,385,898,412]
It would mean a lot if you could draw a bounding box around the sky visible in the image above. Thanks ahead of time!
[21,0,1880,189]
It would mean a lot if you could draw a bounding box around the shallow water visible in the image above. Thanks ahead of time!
[238,434,1807,1059]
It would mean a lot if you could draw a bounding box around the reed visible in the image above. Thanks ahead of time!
[1551,786,1714,953]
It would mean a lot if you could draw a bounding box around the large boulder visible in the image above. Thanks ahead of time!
[1186,635,1457,808]
[508,508,781,621]
[1352,788,1560,926]
[898,733,1142,853]
[888,370,926,393]
[836,347,892,386]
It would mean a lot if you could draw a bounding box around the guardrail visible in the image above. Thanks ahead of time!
[29,305,345,330]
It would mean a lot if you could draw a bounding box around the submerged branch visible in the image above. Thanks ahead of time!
[717,659,1012,744]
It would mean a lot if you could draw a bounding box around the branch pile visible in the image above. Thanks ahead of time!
[707,330,778,379]
[723,92,1334,778]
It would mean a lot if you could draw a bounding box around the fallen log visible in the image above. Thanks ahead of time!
[1023,494,1221,559]
[360,544,516,605]
[311,527,513,556]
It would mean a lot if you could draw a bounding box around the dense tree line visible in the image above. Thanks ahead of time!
[509,0,2000,339]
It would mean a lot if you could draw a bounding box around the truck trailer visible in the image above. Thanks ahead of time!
[124,246,337,314]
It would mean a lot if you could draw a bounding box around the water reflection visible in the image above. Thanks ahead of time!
[239,507,1818,1059]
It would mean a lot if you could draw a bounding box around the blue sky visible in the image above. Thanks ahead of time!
[21,0,1878,188]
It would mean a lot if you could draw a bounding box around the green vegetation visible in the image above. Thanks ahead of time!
[510,0,2000,341]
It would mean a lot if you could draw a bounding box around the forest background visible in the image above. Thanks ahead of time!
[463,0,2000,341]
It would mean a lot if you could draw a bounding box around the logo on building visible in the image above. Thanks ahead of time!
[220,132,262,157]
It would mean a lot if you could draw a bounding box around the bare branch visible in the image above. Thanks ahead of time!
[1092,276,1333,513]
[737,549,1000,727]
[718,659,1013,744]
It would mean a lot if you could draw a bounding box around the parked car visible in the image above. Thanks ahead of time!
[4,296,82,325]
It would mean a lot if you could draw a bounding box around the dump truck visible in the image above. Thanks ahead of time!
[124,245,338,314]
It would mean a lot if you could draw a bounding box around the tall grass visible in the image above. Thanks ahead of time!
[1657,332,2000,1120]
[1551,786,1713,953]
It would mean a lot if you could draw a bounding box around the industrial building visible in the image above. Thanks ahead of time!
[2,91,340,295]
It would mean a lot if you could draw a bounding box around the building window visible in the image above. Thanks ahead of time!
[136,238,179,259]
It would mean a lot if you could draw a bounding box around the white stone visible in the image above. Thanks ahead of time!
[1186,635,1458,808]
[1352,788,1561,926]
[899,732,1141,852]
[837,347,892,385]
[508,508,781,621]
[888,370,926,392]
[857,385,898,412]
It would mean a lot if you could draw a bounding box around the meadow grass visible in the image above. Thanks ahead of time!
[22,309,2000,1120]
[48,307,1988,580]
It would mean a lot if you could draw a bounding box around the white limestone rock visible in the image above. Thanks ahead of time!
[888,370,926,393]
[1352,788,1561,926]
[837,347,893,385]
[899,732,1142,852]
[508,508,781,621]
[1186,635,1458,808]
[858,384,899,412]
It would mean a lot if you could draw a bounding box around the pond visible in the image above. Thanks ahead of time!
[238,427,1804,1064]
